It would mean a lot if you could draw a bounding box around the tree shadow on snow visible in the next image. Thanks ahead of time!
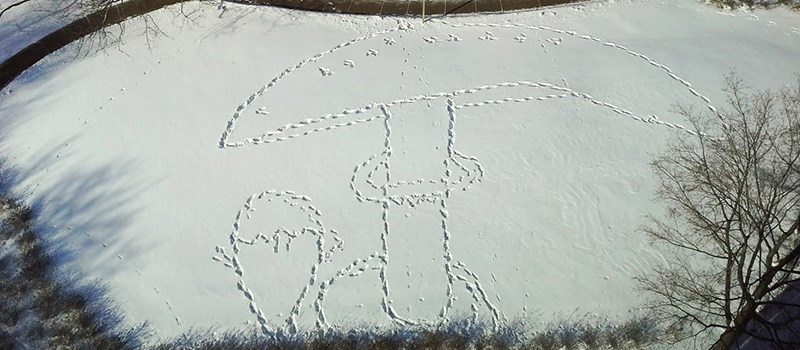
[28,156,156,279]
[0,154,151,349]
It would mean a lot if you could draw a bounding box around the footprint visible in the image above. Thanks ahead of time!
[366,49,379,56]
[384,37,396,45]
[514,33,527,43]
[546,37,563,46]
[397,20,413,31]
[319,67,334,77]
[447,34,462,42]
[343,60,355,68]
[478,31,497,41]
[255,107,270,115]
[423,37,438,44]
[644,115,659,123]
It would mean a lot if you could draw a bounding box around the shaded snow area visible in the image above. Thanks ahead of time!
[1,0,799,340]
[0,0,81,62]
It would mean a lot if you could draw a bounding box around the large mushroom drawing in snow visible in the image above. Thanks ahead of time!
[211,19,719,336]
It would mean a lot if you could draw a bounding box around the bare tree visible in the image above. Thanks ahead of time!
[636,73,800,350]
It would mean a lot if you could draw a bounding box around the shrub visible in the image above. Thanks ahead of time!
[0,188,142,350]
[708,0,800,10]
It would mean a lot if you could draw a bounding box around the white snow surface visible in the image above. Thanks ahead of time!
[1,0,799,339]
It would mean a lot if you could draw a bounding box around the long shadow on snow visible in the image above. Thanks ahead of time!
[0,155,150,348]
[27,157,155,279]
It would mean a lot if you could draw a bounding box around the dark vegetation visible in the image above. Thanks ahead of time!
[707,0,800,10]
[152,315,659,350]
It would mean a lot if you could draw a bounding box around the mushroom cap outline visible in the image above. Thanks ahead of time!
[217,20,719,151]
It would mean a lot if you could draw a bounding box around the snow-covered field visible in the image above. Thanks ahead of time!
[1,0,799,340]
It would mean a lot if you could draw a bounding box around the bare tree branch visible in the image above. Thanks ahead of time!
[637,73,800,350]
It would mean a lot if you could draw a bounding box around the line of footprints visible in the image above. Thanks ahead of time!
[319,30,545,77]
